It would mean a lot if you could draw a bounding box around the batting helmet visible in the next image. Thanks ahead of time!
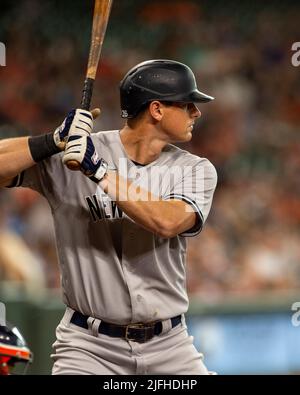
[0,322,33,375]
[119,59,214,118]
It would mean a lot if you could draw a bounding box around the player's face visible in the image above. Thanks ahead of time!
[160,102,201,142]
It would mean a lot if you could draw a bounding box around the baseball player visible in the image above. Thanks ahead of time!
[0,60,217,374]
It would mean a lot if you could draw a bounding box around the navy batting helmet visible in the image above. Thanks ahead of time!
[119,59,214,118]
[0,322,33,375]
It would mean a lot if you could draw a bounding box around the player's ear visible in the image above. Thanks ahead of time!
[149,101,164,121]
[91,108,101,119]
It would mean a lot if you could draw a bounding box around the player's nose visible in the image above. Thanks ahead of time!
[189,103,201,119]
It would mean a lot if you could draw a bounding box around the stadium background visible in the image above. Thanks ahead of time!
[0,0,300,374]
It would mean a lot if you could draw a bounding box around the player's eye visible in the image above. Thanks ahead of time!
[179,103,189,111]
[170,102,189,111]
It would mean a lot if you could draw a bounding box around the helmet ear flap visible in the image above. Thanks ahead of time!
[0,356,12,375]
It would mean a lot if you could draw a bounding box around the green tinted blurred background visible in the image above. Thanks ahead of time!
[1,0,300,374]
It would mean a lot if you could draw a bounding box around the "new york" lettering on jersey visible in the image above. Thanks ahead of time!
[85,194,123,221]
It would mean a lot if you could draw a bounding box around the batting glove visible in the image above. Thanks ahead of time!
[63,135,108,183]
[53,109,93,151]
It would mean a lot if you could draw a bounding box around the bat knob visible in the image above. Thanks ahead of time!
[66,160,81,171]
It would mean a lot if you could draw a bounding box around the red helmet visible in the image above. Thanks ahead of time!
[0,322,33,375]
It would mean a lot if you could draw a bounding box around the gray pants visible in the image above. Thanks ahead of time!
[51,307,209,375]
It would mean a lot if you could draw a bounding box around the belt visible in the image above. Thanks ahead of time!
[70,311,182,343]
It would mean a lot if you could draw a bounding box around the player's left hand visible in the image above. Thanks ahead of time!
[53,108,100,151]
[62,135,108,183]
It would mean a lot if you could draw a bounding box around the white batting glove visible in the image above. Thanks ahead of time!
[53,109,93,151]
[63,135,108,183]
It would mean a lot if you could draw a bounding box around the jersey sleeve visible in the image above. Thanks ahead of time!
[162,159,217,237]
[8,153,66,210]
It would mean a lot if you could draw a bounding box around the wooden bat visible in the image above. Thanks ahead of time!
[66,0,113,170]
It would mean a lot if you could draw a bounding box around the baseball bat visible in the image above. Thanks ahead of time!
[66,0,113,171]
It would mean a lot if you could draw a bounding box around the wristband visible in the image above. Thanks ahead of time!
[28,133,60,162]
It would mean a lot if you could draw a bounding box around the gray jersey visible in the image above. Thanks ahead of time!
[17,130,217,324]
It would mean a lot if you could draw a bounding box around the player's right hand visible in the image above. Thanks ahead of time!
[53,108,100,151]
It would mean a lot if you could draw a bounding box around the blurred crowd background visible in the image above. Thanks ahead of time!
[0,0,300,301]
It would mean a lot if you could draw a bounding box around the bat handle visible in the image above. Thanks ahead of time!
[66,77,95,171]
[81,77,94,110]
